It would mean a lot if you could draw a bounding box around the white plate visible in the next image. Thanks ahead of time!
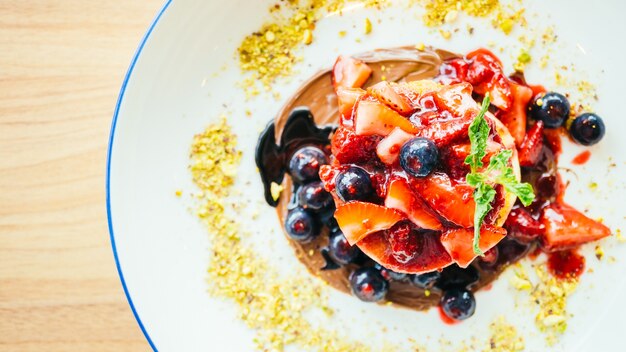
[107,0,626,350]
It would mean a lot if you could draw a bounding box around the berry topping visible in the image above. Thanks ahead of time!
[332,56,372,90]
[440,226,507,268]
[498,82,533,146]
[349,267,389,302]
[410,271,441,289]
[334,202,404,245]
[284,208,320,243]
[376,127,415,165]
[385,221,419,264]
[569,112,605,146]
[328,230,361,265]
[368,81,414,115]
[528,92,570,128]
[518,121,544,167]
[288,146,328,184]
[354,98,419,136]
[440,288,476,321]
[375,263,409,281]
[435,264,479,290]
[400,137,440,177]
[297,181,332,211]
[504,205,544,243]
[336,87,365,119]
[331,128,380,164]
[335,167,375,202]
[384,178,443,230]
[540,203,611,251]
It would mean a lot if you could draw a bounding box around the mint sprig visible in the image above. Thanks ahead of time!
[465,94,535,255]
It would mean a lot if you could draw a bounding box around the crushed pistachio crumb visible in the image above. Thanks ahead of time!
[364,17,372,34]
[512,264,578,346]
[191,118,396,351]
[513,49,532,72]
[270,182,283,201]
[595,245,604,260]
[485,316,525,351]
[175,189,182,197]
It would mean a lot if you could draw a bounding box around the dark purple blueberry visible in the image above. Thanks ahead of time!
[435,265,479,290]
[569,112,605,146]
[297,181,332,211]
[335,167,374,202]
[288,146,328,183]
[375,263,408,281]
[528,92,570,128]
[349,267,389,302]
[284,208,319,243]
[440,288,476,321]
[328,230,361,265]
[399,137,439,177]
[325,216,340,233]
[410,271,441,289]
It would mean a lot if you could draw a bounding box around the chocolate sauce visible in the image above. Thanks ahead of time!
[255,108,334,206]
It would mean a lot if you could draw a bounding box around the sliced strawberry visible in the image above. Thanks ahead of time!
[368,81,414,116]
[336,87,365,119]
[444,141,501,180]
[416,117,473,149]
[466,49,512,110]
[411,172,475,228]
[354,98,419,136]
[331,127,381,164]
[504,205,544,243]
[518,121,544,167]
[385,178,443,230]
[433,82,479,117]
[498,82,533,146]
[384,221,419,264]
[376,127,414,165]
[335,201,405,245]
[541,203,611,251]
[440,226,507,268]
[332,56,372,90]
[319,164,339,193]
[358,230,453,274]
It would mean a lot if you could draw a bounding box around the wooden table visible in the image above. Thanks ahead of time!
[0,1,164,350]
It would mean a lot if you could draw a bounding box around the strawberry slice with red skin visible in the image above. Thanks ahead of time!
[335,201,405,245]
[504,205,545,243]
[416,117,473,148]
[368,81,415,116]
[465,49,512,110]
[385,178,443,230]
[331,127,381,164]
[376,127,415,165]
[354,98,419,136]
[385,221,419,264]
[411,172,476,228]
[358,230,454,274]
[541,203,611,251]
[498,82,533,146]
[332,56,372,90]
[336,87,365,119]
[518,121,544,167]
[443,141,501,180]
[433,83,480,117]
[440,226,507,268]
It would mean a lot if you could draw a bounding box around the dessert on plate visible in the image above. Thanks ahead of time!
[256,46,610,321]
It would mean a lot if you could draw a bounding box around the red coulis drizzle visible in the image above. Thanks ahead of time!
[571,150,591,165]
[547,249,585,279]
[438,305,460,325]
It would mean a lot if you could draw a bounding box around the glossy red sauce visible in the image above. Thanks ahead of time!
[547,249,585,280]
[571,150,591,165]
[438,305,460,325]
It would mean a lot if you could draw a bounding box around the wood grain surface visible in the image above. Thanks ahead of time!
[0,1,164,351]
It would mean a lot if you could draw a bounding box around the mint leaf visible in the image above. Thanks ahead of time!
[472,182,496,255]
[487,149,513,172]
[495,168,535,206]
[464,94,491,172]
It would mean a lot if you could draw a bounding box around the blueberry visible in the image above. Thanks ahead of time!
[297,181,332,211]
[435,264,479,290]
[440,288,476,321]
[528,92,570,128]
[569,113,605,146]
[284,208,319,243]
[410,271,441,289]
[288,146,328,183]
[374,263,408,281]
[349,267,389,302]
[399,137,439,177]
[328,230,361,265]
[335,167,374,202]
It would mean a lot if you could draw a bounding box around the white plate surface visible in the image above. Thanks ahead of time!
[107,0,626,350]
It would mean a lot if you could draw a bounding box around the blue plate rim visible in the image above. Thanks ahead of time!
[106,0,173,350]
